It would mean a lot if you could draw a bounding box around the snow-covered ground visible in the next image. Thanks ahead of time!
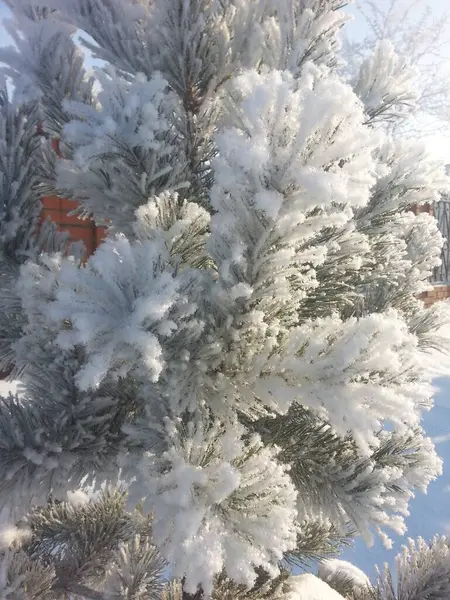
[343,376,450,578]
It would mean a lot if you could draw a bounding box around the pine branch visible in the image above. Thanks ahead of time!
[163,581,182,600]
[9,489,166,600]
[284,520,355,569]
[63,582,107,600]
[323,572,367,599]
[252,405,437,543]
[209,571,289,600]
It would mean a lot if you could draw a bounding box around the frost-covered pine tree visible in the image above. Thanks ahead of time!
[0,83,79,379]
[316,536,450,600]
[0,0,450,599]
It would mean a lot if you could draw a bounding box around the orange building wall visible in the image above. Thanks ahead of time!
[40,195,106,257]
[39,135,106,258]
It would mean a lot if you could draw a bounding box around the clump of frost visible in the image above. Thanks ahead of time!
[285,574,346,600]
[0,526,30,550]
[318,558,370,589]
[139,418,298,596]
[66,489,90,508]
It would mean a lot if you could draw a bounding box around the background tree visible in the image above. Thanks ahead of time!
[342,0,450,136]
[317,536,450,600]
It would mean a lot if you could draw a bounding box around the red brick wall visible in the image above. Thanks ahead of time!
[39,135,106,258]
[419,286,450,308]
[40,195,106,257]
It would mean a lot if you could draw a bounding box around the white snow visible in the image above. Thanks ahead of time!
[66,489,90,508]
[141,420,298,596]
[0,525,30,550]
[0,380,19,396]
[318,558,370,589]
[285,574,345,600]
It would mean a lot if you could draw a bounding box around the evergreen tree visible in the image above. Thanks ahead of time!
[0,83,80,378]
[0,0,449,598]
[317,536,450,600]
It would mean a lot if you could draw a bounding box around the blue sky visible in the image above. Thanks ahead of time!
[1,0,450,582]
[342,376,450,578]
[0,3,11,46]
